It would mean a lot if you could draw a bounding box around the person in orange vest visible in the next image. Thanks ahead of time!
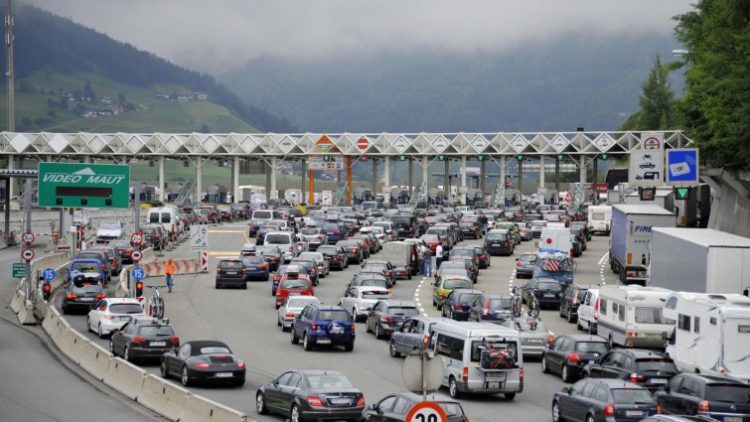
[164,258,176,293]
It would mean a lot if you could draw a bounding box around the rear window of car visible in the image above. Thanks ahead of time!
[438,402,465,418]
[70,284,102,294]
[322,222,340,231]
[611,388,654,404]
[138,326,175,337]
[317,246,337,254]
[301,228,319,235]
[470,340,518,364]
[358,279,388,288]
[109,303,144,314]
[388,306,419,316]
[149,213,160,223]
[575,341,608,354]
[70,262,100,272]
[518,254,536,263]
[486,233,507,241]
[489,298,513,309]
[281,279,309,289]
[197,346,231,355]
[705,384,750,403]
[242,256,264,264]
[538,282,562,291]
[219,260,243,270]
[307,373,353,389]
[392,216,412,224]
[458,293,482,304]
[266,234,290,244]
[317,310,350,321]
[635,358,678,373]
[361,290,389,297]
[443,279,471,289]
[253,211,272,219]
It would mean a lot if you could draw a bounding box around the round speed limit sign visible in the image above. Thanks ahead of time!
[405,401,448,422]
[131,232,144,245]
[131,250,143,262]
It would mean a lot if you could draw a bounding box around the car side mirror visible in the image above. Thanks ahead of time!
[561,386,571,394]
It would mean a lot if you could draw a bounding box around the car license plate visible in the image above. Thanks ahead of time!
[486,373,506,382]
[330,398,351,405]
[626,411,643,417]
[725,417,743,422]
[330,326,344,334]
[492,243,500,246]
[150,341,166,347]
[289,292,300,296]
[81,297,94,301]
[487,382,501,389]
[317,339,332,344]
[225,271,237,275]
[215,372,233,378]
[649,378,667,384]
[544,293,555,298]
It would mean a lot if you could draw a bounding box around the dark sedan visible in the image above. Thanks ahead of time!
[362,392,468,422]
[110,317,179,362]
[289,258,319,286]
[337,240,364,264]
[655,373,750,420]
[160,340,245,387]
[522,278,564,309]
[515,252,537,279]
[542,334,609,383]
[362,260,396,284]
[318,245,349,270]
[441,289,484,321]
[552,379,659,422]
[215,259,247,289]
[109,239,135,265]
[485,230,514,256]
[256,369,365,422]
[584,349,678,391]
[61,282,106,314]
[559,283,591,323]
[473,245,491,269]
[366,300,419,339]
[467,293,514,323]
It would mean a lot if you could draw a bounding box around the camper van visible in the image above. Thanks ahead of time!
[538,227,572,257]
[587,205,612,235]
[429,321,524,400]
[147,206,179,241]
[663,292,750,381]
[597,285,674,349]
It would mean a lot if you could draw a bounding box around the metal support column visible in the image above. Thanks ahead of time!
[579,156,587,186]
[555,159,560,204]
[231,156,239,204]
[7,155,14,200]
[592,157,598,205]
[346,156,353,205]
[408,158,413,198]
[270,157,277,200]
[480,159,486,199]
[499,156,506,206]
[337,170,342,204]
[372,159,378,194]
[301,159,307,205]
[444,159,450,199]
[539,155,546,189]
[422,156,429,201]
[158,156,165,202]
[518,158,524,203]
[460,156,467,205]
[308,169,315,205]
[3,177,9,242]
[195,157,203,204]
[383,156,390,193]
[265,160,271,202]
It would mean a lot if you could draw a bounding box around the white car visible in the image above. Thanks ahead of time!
[372,221,395,241]
[576,288,600,333]
[96,221,123,243]
[361,226,387,244]
[265,231,297,262]
[277,296,320,331]
[339,286,392,322]
[87,298,146,338]
[299,252,329,278]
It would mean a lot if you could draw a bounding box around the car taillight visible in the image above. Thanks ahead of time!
[96,293,106,299]
[194,363,210,369]
[216,268,222,274]
[570,248,574,256]
[454,304,462,311]
[237,361,246,369]
[482,306,488,316]
[259,263,267,269]
[66,293,77,299]
[567,353,581,363]
[462,367,469,382]
[628,373,646,383]
[423,335,429,345]
[285,312,295,317]
[306,396,324,408]
[516,261,522,267]
[656,404,662,414]
[169,337,180,344]
[382,316,395,324]
[241,268,247,274]
[289,247,294,252]
[519,368,524,381]
[698,400,710,413]
[603,403,615,417]
[132,337,145,344]
[355,395,365,407]
[311,322,317,331]
[352,248,359,253]
[102,263,107,270]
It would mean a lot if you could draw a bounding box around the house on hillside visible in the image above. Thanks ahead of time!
[82,110,97,119]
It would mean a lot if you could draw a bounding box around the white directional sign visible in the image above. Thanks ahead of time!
[629,149,664,186]
[190,225,209,252]
[308,157,344,171]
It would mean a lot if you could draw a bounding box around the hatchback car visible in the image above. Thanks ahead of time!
[522,278,564,309]
[215,259,247,289]
[560,283,592,323]
[291,304,355,351]
[584,349,679,391]
[366,300,419,339]
[485,230,514,256]
[655,373,750,420]
[87,298,146,337]
[62,281,106,314]
[275,266,314,308]
[467,294,514,324]
[515,252,538,279]
[552,379,659,422]
[317,245,349,270]
[362,392,468,422]
[339,286,392,322]
[389,316,445,358]
[240,255,270,281]
[110,317,179,362]
[542,334,610,382]
[441,289,484,321]
[500,316,554,358]
[432,275,473,310]
[277,295,321,331]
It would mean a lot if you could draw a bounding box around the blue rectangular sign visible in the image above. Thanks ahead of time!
[666,148,699,184]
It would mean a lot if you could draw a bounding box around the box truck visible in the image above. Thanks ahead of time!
[609,205,674,285]
[648,228,750,294]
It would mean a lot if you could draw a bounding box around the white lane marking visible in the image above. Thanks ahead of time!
[598,252,609,266]
[414,277,430,316]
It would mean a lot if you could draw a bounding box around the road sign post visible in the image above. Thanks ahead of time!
[666,148,699,186]
[131,266,145,281]
[38,162,130,208]
[131,250,143,262]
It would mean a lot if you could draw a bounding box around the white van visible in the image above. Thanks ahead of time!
[587,205,612,235]
[429,321,524,400]
[597,285,674,348]
[264,231,297,262]
[382,241,415,279]
[663,292,750,381]
[538,227,572,257]
[147,206,178,241]
[576,288,600,333]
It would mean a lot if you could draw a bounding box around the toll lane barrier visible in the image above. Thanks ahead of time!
[137,374,191,422]
[103,357,147,401]
[42,305,61,337]
[78,340,112,382]
[58,328,89,364]
[181,394,251,422]
[18,299,38,325]
[142,259,201,277]
[9,289,24,314]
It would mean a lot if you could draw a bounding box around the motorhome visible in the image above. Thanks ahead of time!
[538,227,572,257]
[429,321,524,400]
[597,285,674,349]
[587,205,612,235]
[663,292,750,381]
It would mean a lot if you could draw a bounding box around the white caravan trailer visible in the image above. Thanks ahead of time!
[663,292,750,382]
[597,285,674,348]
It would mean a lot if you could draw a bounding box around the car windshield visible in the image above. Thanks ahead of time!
[70,284,102,294]
[611,389,654,404]
[253,211,272,219]
[358,280,388,288]
[301,228,319,235]
[489,298,513,309]
[388,306,419,316]
[199,346,231,355]
[361,290,389,297]
[306,373,354,389]
[575,341,608,354]
[266,234,290,244]
[518,254,536,263]
[138,326,174,337]
[705,384,750,403]
[281,279,309,289]
[100,222,120,230]
[317,246,338,254]
[452,249,474,258]
[322,222,340,231]
[392,216,412,224]
[443,278,471,289]
[109,304,144,314]
[486,233,507,241]
[635,358,678,373]
[634,307,675,325]
[219,260,243,270]
[318,310,350,321]
[537,282,562,292]
[437,402,465,417]
[71,262,99,272]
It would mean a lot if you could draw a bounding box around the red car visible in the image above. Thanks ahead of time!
[275,265,314,308]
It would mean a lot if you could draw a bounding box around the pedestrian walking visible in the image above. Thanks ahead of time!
[164,258,176,293]
[435,243,444,271]
[421,244,433,277]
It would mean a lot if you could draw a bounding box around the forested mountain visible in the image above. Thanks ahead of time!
[0,4,295,132]
[221,34,681,133]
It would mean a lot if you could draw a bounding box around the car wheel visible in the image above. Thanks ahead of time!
[344,342,354,352]
[389,340,401,358]
[97,323,104,338]
[303,333,313,351]
[432,298,437,307]
[290,328,299,344]
[123,345,131,362]
[160,360,168,378]
[552,400,564,422]
[375,324,382,339]
[352,308,359,322]
[180,366,191,387]
[585,415,594,422]
[256,392,269,415]
[449,309,454,320]
[561,364,572,383]
[559,304,566,318]
[290,404,303,422]
[541,355,550,373]
[366,318,372,333]
[448,376,460,399]
[109,339,115,354]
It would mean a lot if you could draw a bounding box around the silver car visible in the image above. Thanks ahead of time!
[500,316,553,358]
[277,296,320,331]
[298,252,329,278]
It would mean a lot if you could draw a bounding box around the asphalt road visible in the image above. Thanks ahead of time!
[61,222,620,422]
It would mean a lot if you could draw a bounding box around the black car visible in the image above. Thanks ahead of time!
[571,234,583,258]
[256,369,365,422]
[318,245,349,270]
[160,340,245,387]
[215,259,247,289]
[259,245,283,271]
[570,221,592,241]
[366,300,420,339]
[459,217,483,239]
[584,349,678,391]
[552,379,659,422]
[638,416,717,422]
[142,225,166,250]
[467,293,514,323]
[362,260,396,285]
[515,253,537,279]
[75,250,113,282]
[450,247,480,270]
[392,215,418,239]
[441,289,484,321]
[485,230,514,256]
[542,334,609,382]
[337,240,364,264]
[522,278,564,309]
[348,273,390,291]
[571,227,588,251]
[109,239,135,265]
[110,317,179,362]
[61,281,106,314]
[560,283,591,323]
[655,373,750,420]
[473,245,491,269]
[361,392,468,422]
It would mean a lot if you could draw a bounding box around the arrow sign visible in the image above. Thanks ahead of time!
[21,248,35,261]
[131,267,145,280]
[42,267,56,281]
[131,250,143,262]
[22,232,35,244]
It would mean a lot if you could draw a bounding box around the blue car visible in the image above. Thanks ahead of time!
[322,221,345,245]
[290,304,355,352]
[240,255,270,281]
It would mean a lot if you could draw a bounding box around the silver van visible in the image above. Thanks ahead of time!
[429,321,524,400]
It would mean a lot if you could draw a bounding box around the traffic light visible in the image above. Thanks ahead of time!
[42,282,52,301]
[600,154,609,161]
[399,155,407,161]
[135,281,144,297]
[557,154,564,161]
[516,155,523,161]
[438,155,445,161]
[674,186,691,200]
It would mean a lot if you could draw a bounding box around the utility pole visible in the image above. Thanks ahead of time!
[5,0,14,131]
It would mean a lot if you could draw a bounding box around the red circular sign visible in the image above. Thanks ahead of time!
[405,401,448,422]
[643,136,661,150]
[131,250,143,262]
[546,238,553,244]
[130,232,144,245]
[357,137,369,151]
[21,248,35,261]
[22,232,35,244]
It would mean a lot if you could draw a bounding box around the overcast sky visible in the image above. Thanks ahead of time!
[25,0,693,75]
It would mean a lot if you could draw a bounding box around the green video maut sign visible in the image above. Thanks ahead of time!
[38,162,130,208]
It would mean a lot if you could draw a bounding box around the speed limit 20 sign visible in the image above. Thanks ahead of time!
[405,401,448,422]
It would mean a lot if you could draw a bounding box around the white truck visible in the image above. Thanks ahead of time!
[649,228,750,294]
[587,205,612,235]
[538,227,572,257]
[663,292,750,381]
[609,204,675,285]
